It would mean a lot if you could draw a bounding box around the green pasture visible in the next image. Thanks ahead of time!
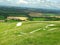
[0,21,60,45]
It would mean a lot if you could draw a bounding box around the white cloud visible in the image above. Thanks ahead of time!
[7,0,11,1]
[0,0,60,9]
[0,0,3,2]
[16,0,28,4]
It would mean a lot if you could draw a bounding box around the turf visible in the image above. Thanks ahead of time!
[0,21,60,45]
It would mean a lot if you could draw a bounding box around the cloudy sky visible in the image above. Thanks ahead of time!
[0,0,60,9]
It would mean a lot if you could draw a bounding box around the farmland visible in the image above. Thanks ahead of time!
[0,21,60,45]
[0,6,60,21]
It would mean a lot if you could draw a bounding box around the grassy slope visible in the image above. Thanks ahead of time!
[0,21,60,45]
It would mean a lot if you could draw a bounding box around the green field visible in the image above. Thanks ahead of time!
[0,21,60,45]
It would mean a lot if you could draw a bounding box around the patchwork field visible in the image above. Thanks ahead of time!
[0,21,60,45]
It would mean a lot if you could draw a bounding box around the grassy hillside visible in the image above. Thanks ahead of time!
[0,21,60,45]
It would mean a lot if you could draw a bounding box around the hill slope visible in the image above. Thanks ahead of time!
[0,21,60,45]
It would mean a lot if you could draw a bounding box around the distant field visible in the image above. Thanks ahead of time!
[0,21,60,45]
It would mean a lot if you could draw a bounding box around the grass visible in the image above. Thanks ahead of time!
[0,21,60,45]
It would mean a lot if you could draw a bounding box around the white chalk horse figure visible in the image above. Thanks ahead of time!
[16,22,22,26]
